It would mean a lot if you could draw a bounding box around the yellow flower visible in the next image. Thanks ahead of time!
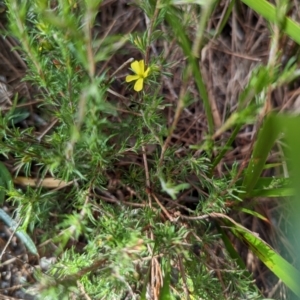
[126,60,150,92]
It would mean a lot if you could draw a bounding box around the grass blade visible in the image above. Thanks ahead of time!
[275,115,300,281]
[249,187,294,198]
[0,162,12,205]
[234,226,300,297]
[242,114,280,196]
[216,222,247,271]
[164,5,215,135]
[159,258,172,300]
[241,0,300,44]
[0,209,38,255]
[214,213,300,297]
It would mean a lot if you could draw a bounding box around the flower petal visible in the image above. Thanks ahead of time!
[144,67,150,78]
[134,78,143,92]
[131,60,141,75]
[138,60,145,74]
[126,75,140,82]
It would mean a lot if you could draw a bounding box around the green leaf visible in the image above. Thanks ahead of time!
[249,187,294,198]
[0,209,38,255]
[235,228,300,298]
[242,114,281,196]
[164,5,214,135]
[220,215,300,297]
[216,222,247,271]
[253,177,291,189]
[159,177,190,200]
[241,0,300,45]
[159,258,172,300]
[213,0,236,39]
[0,162,13,205]
[140,261,151,300]
[274,115,300,279]
[239,208,268,222]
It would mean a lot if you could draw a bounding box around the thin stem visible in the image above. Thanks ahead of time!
[145,0,161,66]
